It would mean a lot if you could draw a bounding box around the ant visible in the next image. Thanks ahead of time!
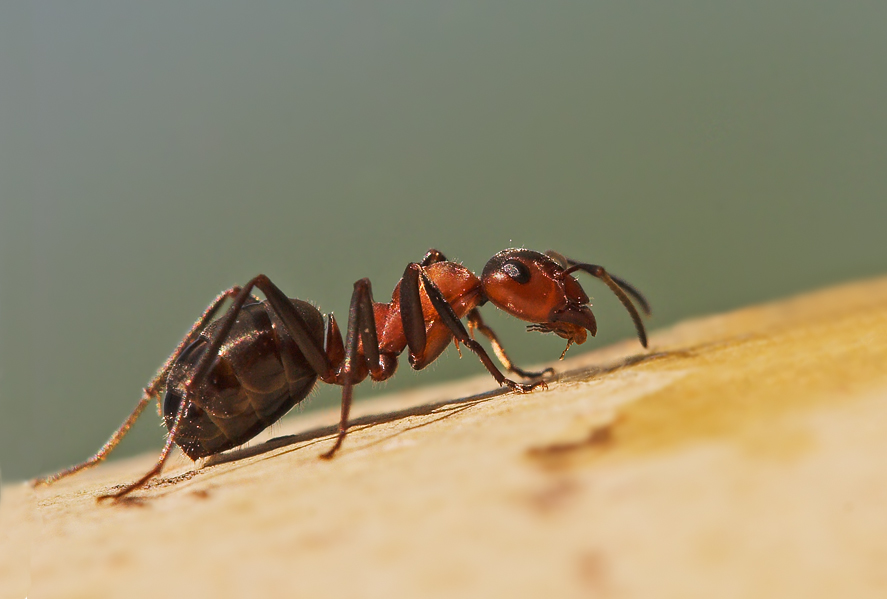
[33,248,650,500]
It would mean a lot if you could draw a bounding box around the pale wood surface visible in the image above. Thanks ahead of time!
[3,276,887,599]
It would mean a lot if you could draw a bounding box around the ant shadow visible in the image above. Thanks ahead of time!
[105,345,710,503]
[194,349,682,474]
[109,348,689,501]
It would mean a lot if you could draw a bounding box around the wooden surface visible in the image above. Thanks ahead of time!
[3,276,887,599]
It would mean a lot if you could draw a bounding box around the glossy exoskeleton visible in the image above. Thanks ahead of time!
[34,248,650,500]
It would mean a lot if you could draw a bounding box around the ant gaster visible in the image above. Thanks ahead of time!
[34,248,650,500]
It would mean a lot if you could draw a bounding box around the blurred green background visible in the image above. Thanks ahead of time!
[1,1,885,483]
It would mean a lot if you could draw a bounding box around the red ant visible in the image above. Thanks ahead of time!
[33,248,650,500]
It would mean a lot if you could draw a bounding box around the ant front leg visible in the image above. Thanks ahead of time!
[420,249,551,378]
[401,263,546,394]
[466,309,555,379]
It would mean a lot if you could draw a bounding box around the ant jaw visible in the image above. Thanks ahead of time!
[526,302,596,358]
[548,303,597,337]
[527,316,589,345]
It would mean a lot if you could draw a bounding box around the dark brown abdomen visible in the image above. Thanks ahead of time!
[163,299,324,460]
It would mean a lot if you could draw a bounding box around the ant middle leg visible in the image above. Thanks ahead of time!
[320,278,395,459]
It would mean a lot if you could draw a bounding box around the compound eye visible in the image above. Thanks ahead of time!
[502,260,531,284]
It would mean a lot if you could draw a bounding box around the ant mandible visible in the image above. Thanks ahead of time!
[33,248,650,500]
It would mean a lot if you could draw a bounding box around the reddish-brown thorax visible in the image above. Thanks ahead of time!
[375,261,484,370]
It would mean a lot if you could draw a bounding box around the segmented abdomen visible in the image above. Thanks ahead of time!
[163,300,324,460]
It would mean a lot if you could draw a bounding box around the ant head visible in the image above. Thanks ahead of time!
[481,249,596,350]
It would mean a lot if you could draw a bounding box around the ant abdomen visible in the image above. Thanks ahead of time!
[163,300,323,459]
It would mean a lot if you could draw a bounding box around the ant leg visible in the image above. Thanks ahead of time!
[187,274,331,396]
[33,393,155,488]
[402,264,545,393]
[192,275,359,459]
[248,276,332,376]
[189,275,350,459]
[32,286,246,488]
[150,287,260,398]
[321,278,386,459]
[103,276,328,499]
[398,249,449,353]
[466,309,554,379]
[97,393,188,500]
[419,250,543,374]
[178,274,334,453]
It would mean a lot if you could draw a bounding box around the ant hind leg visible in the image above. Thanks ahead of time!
[33,286,247,489]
